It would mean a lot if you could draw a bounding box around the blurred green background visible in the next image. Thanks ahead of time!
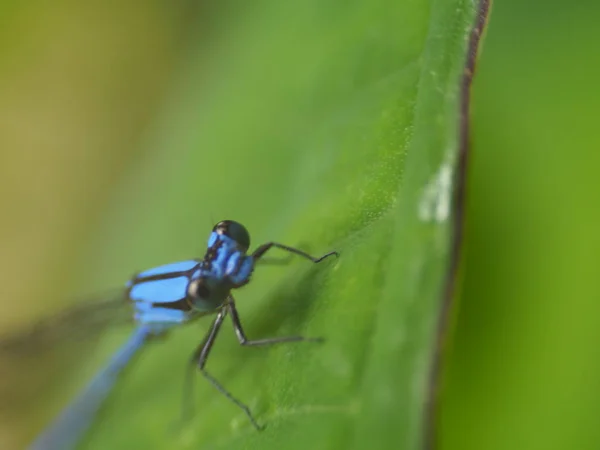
[1,0,598,450]
[441,1,600,450]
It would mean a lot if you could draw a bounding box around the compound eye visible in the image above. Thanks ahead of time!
[188,278,210,299]
[213,220,251,251]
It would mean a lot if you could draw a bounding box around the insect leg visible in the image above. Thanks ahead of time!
[181,310,225,422]
[187,307,263,430]
[227,296,323,346]
[252,242,338,263]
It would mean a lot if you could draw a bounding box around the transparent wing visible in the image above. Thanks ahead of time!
[0,288,134,446]
[0,288,131,354]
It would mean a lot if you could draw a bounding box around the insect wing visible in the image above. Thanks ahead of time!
[0,288,134,447]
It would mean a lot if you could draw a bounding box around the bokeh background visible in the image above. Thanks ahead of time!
[441,1,600,450]
[0,1,598,450]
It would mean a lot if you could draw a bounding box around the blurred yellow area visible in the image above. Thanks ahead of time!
[0,2,193,329]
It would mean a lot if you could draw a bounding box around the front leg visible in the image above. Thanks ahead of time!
[252,242,338,264]
[227,296,323,346]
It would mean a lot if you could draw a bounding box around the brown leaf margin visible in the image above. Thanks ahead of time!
[422,1,492,449]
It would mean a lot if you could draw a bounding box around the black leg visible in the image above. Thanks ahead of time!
[252,242,338,263]
[182,309,227,422]
[186,307,263,430]
[227,296,323,346]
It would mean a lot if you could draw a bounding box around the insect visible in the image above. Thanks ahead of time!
[22,220,338,450]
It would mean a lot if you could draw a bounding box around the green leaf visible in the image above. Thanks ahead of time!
[19,1,482,449]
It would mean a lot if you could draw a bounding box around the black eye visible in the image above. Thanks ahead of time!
[213,220,251,250]
[190,279,211,299]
